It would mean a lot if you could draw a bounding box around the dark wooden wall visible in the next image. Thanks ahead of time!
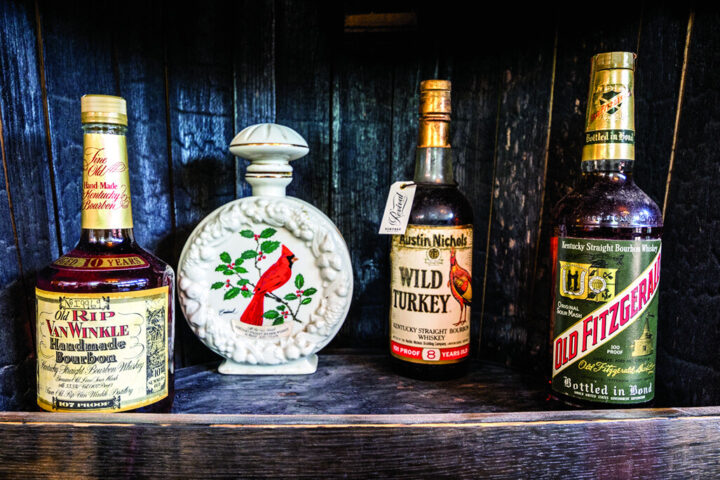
[0,1,713,409]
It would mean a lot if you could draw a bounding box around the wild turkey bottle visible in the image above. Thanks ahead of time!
[389,80,474,380]
[550,52,663,407]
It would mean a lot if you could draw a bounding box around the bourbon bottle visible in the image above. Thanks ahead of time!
[550,53,662,406]
[389,80,474,380]
[35,95,174,412]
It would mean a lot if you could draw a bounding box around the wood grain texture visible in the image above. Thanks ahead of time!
[38,0,118,252]
[113,1,174,257]
[275,0,331,212]
[165,4,237,366]
[1,406,720,478]
[234,0,276,199]
[173,354,549,414]
[0,0,50,410]
[658,9,720,407]
[481,18,556,368]
[530,8,643,371]
[330,22,394,347]
[634,5,689,207]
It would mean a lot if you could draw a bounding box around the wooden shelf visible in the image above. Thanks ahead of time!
[1,354,718,478]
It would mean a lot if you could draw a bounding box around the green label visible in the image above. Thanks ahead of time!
[551,237,661,404]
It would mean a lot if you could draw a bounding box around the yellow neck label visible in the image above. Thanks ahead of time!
[582,68,635,162]
[81,133,133,229]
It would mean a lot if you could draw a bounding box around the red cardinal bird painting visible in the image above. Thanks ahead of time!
[448,247,472,326]
[240,245,297,326]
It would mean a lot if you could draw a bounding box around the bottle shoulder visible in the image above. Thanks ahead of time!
[37,242,174,293]
[409,184,474,226]
[554,178,663,232]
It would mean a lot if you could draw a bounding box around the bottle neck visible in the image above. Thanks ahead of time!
[581,66,635,173]
[80,122,134,246]
[413,147,455,184]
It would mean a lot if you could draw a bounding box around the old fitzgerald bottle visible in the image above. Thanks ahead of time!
[390,80,474,380]
[550,53,662,407]
[36,95,174,412]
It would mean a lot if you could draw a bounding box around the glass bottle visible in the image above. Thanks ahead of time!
[36,95,174,412]
[389,80,474,380]
[550,53,662,407]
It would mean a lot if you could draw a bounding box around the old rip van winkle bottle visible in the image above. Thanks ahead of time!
[389,80,474,380]
[35,95,174,412]
[551,53,662,407]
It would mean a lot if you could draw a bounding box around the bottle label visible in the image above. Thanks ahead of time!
[379,181,417,235]
[81,133,133,229]
[36,286,169,412]
[551,237,661,404]
[582,68,635,162]
[390,225,473,364]
[52,254,149,270]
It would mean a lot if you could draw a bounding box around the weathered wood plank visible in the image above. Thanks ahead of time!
[659,10,720,406]
[634,5,689,207]
[330,23,394,347]
[275,0,331,212]
[166,3,236,366]
[1,407,720,478]
[112,1,174,257]
[38,0,118,252]
[0,0,51,411]
[173,355,548,414]
[481,19,556,368]
[530,8,643,371]
[233,0,276,199]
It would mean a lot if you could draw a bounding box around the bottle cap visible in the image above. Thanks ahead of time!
[592,52,636,71]
[81,94,128,125]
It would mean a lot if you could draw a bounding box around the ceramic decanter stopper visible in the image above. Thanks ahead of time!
[178,124,353,374]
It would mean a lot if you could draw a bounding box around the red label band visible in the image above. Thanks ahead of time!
[391,341,469,362]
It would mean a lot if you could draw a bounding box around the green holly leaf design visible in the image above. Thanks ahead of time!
[234,266,248,274]
[240,230,254,238]
[211,282,225,290]
[237,279,250,286]
[303,287,317,296]
[261,241,280,254]
[241,290,252,298]
[220,252,232,263]
[223,270,235,276]
[263,310,279,319]
[241,249,258,260]
[284,293,297,301]
[234,258,245,265]
[276,305,285,311]
[215,265,227,272]
[273,318,284,326]
[300,297,312,305]
[260,228,276,239]
[224,287,241,300]
[295,274,304,289]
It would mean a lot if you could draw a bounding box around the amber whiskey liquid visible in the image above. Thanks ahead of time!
[36,95,174,412]
[389,80,474,380]
[550,53,662,407]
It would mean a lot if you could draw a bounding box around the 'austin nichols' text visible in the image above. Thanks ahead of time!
[47,309,129,364]
[393,267,451,313]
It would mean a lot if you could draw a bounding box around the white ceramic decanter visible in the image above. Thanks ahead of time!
[177,124,353,374]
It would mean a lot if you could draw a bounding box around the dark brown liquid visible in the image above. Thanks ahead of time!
[36,229,175,413]
[390,183,474,380]
[550,170,662,408]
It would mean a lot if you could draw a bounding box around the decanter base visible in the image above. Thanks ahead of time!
[218,354,318,375]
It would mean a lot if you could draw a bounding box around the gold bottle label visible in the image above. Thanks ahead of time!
[36,286,169,412]
[581,68,635,162]
[81,133,133,229]
[390,225,472,364]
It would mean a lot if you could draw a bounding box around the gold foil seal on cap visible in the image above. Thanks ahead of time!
[418,79,451,147]
[592,51,636,71]
[81,94,128,125]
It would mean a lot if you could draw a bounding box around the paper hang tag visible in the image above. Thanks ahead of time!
[379,181,416,235]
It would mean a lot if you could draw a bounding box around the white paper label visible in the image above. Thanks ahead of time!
[379,181,416,235]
